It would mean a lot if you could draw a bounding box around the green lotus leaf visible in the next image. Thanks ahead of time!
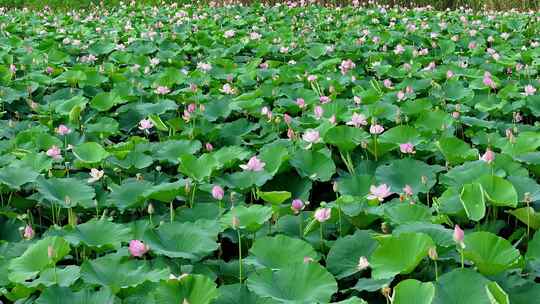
[35,286,114,304]
[72,142,109,163]
[257,190,291,205]
[433,268,495,304]
[463,231,521,276]
[221,205,272,232]
[178,153,218,182]
[215,284,276,304]
[370,232,434,279]
[90,91,124,112]
[0,165,39,189]
[248,234,318,269]
[107,179,153,210]
[437,136,478,165]
[509,207,540,230]
[375,158,442,194]
[393,279,435,304]
[152,275,219,304]
[460,183,486,221]
[290,148,336,182]
[247,262,337,303]
[324,126,369,152]
[326,230,378,279]
[36,177,96,208]
[143,220,219,261]
[63,219,131,249]
[8,236,71,283]
[80,254,168,294]
[26,265,80,288]
[476,175,518,207]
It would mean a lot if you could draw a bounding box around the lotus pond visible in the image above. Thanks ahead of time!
[1,2,540,303]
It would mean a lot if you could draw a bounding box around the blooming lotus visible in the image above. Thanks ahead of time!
[314,208,331,222]
[55,124,71,136]
[346,113,367,128]
[155,86,170,95]
[211,185,224,200]
[138,119,154,131]
[46,145,62,160]
[240,156,265,172]
[302,129,320,144]
[88,168,104,183]
[367,184,392,201]
[129,240,149,257]
[480,148,495,164]
[369,124,384,135]
[23,225,35,240]
[523,84,536,96]
[399,142,415,154]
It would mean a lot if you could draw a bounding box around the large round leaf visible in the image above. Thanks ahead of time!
[476,175,518,207]
[247,262,337,303]
[375,158,442,194]
[0,165,39,189]
[72,142,109,163]
[80,254,168,294]
[153,275,219,304]
[143,220,219,261]
[393,279,435,304]
[37,177,96,208]
[215,284,276,304]
[36,286,114,304]
[326,230,378,279]
[290,148,336,182]
[433,268,493,304]
[459,183,486,221]
[248,234,318,269]
[63,219,131,249]
[370,232,434,279]
[324,126,369,152]
[221,205,272,232]
[463,231,521,276]
[8,236,71,283]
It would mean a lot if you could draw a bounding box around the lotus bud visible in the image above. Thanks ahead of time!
[453,225,465,248]
[303,256,314,263]
[524,192,532,204]
[428,247,438,260]
[23,225,35,240]
[357,256,370,271]
[48,245,55,260]
[232,215,240,229]
[212,185,224,200]
[291,199,304,214]
[147,203,154,215]
[381,222,390,234]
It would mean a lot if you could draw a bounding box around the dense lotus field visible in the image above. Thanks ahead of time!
[1,1,540,303]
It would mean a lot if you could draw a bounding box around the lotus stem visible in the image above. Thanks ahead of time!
[170,201,174,223]
[237,229,243,284]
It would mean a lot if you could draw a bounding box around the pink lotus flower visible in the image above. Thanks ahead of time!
[55,124,71,136]
[9,64,16,73]
[383,79,393,89]
[155,86,170,95]
[480,148,495,164]
[369,124,384,135]
[259,62,269,69]
[446,70,454,79]
[453,225,465,247]
[394,44,405,55]
[367,184,392,201]
[187,103,197,113]
[240,156,265,172]
[307,75,317,82]
[302,130,320,144]
[129,240,149,257]
[452,111,460,119]
[212,185,224,200]
[319,96,330,104]
[400,142,415,154]
[287,128,295,139]
[403,185,413,196]
[291,199,304,214]
[224,29,235,38]
[339,59,356,75]
[314,208,331,222]
[357,256,370,271]
[197,62,212,72]
[353,96,362,104]
[296,98,306,108]
[314,106,324,120]
[46,145,62,160]
[46,66,54,74]
[205,143,214,151]
[220,83,235,95]
[396,90,405,101]
[138,119,154,131]
[284,114,292,124]
[88,168,104,183]
[250,32,262,40]
[23,225,35,240]
[523,85,536,96]
[346,113,367,128]
[483,72,496,89]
